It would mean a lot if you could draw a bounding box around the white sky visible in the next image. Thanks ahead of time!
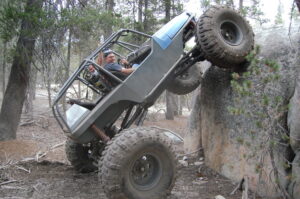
[184,0,295,25]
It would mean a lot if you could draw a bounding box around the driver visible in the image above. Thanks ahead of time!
[103,51,135,75]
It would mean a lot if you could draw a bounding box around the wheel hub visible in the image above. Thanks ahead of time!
[220,20,243,46]
[130,154,161,190]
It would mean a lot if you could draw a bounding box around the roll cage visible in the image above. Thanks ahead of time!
[52,29,152,132]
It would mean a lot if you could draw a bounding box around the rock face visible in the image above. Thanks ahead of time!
[192,26,300,198]
[288,67,300,197]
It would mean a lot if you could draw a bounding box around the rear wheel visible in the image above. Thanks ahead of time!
[99,127,178,199]
[196,5,254,69]
[167,64,202,95]
[65,139,102,173]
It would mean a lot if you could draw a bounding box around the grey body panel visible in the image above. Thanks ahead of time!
[72,32,184,143]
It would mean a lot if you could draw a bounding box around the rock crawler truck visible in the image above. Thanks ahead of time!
[52,5,254,199]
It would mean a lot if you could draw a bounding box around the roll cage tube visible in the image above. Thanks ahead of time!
[52,29,151,132]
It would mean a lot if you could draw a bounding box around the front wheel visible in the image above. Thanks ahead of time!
[196,5,254,69]
[99,127,178,199]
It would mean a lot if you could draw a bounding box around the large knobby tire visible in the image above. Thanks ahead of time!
[196,5,254,69]
[65,139,97,173]
[99,127,178,199]
[167,64,202,95]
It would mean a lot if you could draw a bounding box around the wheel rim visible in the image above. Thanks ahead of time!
[130,154,162,190]
[219,20,243,46]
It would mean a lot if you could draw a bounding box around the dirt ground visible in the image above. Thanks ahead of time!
[0,94,256,199]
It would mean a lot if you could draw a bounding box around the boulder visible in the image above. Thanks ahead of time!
[288,54,300,198]
[193,26,300,198]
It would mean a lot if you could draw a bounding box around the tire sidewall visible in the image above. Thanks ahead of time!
[211,9,253,56]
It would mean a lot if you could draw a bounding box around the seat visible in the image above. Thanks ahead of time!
[127,40,151,64]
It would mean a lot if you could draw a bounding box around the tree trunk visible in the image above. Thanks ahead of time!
[135,0,143,41]
[105,0,115,11]
[78,51,82,99]
[62,28,72,111]
[104,0,115,39]
[165,91,179,120]
[296,0,300,12]
[2,42,7,98]
[41,40,52,108]
[24,67,37,118]
[138,0,143,25]
[165,0,171,22]
[165,91,175,120]
[239,0,243,11]
[173,94,179,116]
[178,95,185,115]
[164,0,174,120]
[65,29,72,82]
[45,65,52,107]
[32,68,37,100]
[184,88,202,153]
[144,0,149,33]
[171,0,175,17]
[0,0,43,141]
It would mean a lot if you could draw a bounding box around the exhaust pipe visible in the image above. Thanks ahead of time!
[90,124,110,143]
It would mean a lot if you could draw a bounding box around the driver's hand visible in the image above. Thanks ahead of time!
[67,99,75,105]
[120,59,132,68]
[120,59,129,65]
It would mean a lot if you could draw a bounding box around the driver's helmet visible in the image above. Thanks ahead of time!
[103,49,113,58]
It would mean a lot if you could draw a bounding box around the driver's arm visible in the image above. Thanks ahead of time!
[121,68,134,74]
[97,52,104,66]
[119,58,135,74]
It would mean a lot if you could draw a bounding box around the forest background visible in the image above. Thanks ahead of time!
[0,0,299,140]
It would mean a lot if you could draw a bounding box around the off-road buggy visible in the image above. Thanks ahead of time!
[52,5,254,199]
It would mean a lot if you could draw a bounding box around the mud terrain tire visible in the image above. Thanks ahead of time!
[65,139,97,173]
[196,5,254,69]
[167,64,202,95]
[99,127,178,199]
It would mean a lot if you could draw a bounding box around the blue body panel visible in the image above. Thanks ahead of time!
[153,12,190,49]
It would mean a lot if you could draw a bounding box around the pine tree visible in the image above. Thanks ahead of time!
[275,0,284,25]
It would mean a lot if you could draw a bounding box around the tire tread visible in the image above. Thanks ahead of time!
[196,5,254,69]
